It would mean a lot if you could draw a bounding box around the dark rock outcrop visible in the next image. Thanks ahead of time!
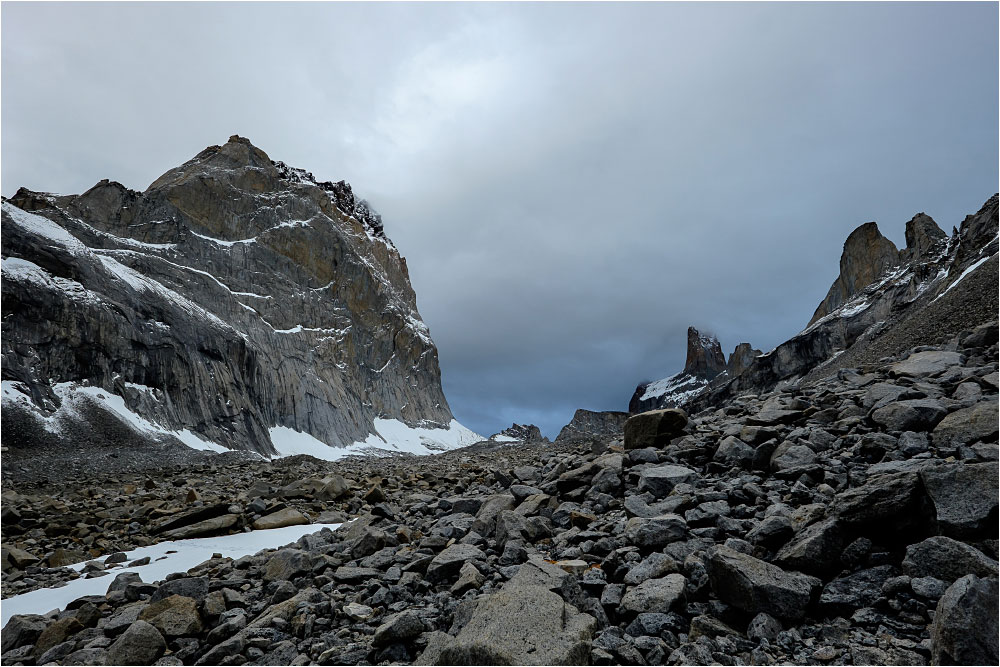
[1,136,471,458]
[489,424,545,443]
[555,409,629,442]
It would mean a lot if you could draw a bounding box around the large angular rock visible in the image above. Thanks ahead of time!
[932,400,999,447]
[637,464,696,497]
[426,544,486,584]
[263,549,313,582]
[706,546,820,620]
[373,610,425,647]
[930,574,999,666]
[871,399,948,432]
[162,513,238,539]
[774,517,845,577]
[819,565,898,614]
[713,435,754,468]
[624,409,688,450]
[422,584,597,665]
[138,595,203,637]
[902,536,998,583]
[32,617,82,658]
[832,471,930,534]
[1,614,49,654]
[252,507,309,530]
[889,350,963,378]
[106,620,166,666]
[624,515,688,548]
[620,574,687,614]
[921,463,999,538]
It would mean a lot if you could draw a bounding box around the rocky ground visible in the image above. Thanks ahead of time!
[2,322,998,666]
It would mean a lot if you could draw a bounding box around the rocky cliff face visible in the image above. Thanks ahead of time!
[488,423,545,443]
[810,222,901,325]
[555,409,629,442]
[695,194,999,410]
[1,136,479,458]
[683,327,727,379]
[629,328,759,414]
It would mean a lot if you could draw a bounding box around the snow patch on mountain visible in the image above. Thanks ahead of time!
[270,419,483,460]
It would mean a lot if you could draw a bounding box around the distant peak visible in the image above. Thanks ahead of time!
[684,327,726,379]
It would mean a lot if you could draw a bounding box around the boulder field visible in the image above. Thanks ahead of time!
[1,321,997,665]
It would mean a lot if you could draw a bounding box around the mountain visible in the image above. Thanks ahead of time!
[629,327,760,413]
[488,423,546,444]
[1,136,481,460]
[694,194,999,410]
[630,194,998,414]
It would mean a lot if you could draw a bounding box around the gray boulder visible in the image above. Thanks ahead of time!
[706,546,820,620]
[889,350,964,378]
[902,536,999,583]
[426,544,486,584]
[620,574,687,614]
[932,400,999,447]
[931,575,999,666]
[624,515,688,548]
[870,399,948,432]
[637,464,697,498]
[106,620,166,666]
[422,584,597,665]
[921,462,999,538]
[624,409,688,450]
[774,517,844,577]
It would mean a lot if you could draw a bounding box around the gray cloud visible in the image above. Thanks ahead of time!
[3,2,997,438]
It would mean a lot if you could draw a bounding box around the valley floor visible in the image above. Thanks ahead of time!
[1,323,998,666]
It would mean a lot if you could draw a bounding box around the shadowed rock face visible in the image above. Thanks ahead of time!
[727,343,762,378]
[1,135,455,457]
[810,222,901,325]
[555,409,629,442]
[684,327,727,379]
[903,213,947,261]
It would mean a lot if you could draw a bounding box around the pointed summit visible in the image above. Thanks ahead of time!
[684,327,727,379]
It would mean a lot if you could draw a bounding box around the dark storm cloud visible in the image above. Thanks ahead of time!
[3,2,997,438]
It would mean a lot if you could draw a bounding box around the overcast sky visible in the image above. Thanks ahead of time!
[3,2,998,438]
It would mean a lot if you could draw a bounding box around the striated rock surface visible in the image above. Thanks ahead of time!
[1,136,478,458]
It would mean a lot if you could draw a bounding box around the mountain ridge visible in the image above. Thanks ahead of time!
[1,136,480,460]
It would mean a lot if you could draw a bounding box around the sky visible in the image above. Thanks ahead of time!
[3,2,998,439]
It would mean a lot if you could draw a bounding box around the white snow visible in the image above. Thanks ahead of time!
[0,381,230,454]
[269,418,483,461]
[190,230,256,247]
[837,299,871,318]
[95,255,240,337]
[1,257,102,305]
[0,523,341,628]
[490,434,519,443]
[934,253,995,301]
[640,372,708,402]
[2,201,88,254]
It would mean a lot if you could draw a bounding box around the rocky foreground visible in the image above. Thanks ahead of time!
[2,322,999,666]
